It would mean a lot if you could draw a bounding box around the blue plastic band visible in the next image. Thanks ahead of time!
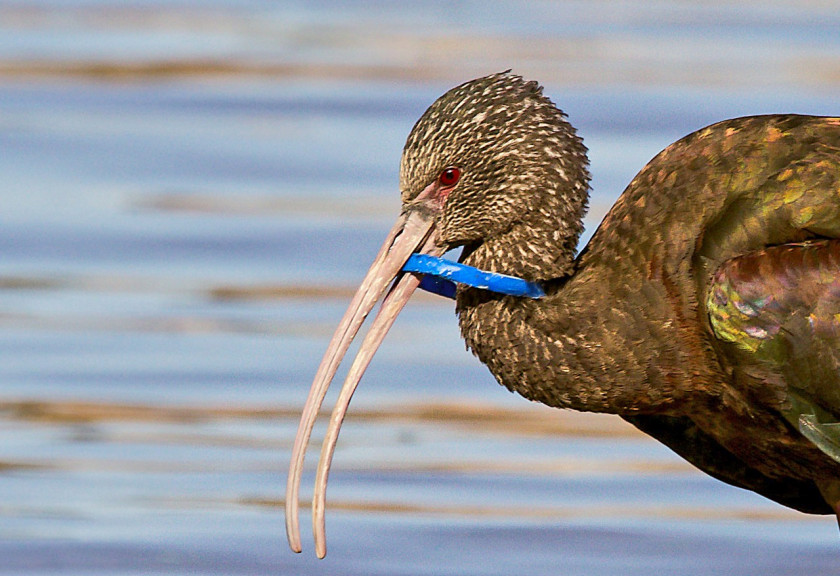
[417,274,457,299]
[403,254,546,300]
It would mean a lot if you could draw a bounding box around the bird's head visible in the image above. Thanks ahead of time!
[398,71,589,263]
[286,72,590,558]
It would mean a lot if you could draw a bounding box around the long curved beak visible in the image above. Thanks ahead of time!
[285,205,443,558]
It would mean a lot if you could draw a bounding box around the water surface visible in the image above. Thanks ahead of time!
[1,2,839,574]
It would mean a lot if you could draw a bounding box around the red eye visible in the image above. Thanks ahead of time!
[438,167,461,187]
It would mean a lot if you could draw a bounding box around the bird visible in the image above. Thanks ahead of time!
[285,71,840,558]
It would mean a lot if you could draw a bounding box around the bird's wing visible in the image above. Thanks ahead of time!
[707,239,840,462]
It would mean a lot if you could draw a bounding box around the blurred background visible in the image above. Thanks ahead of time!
[1,1,839,574]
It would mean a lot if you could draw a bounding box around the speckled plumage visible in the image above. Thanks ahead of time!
[286,75,840,558]
[401,74,840,517]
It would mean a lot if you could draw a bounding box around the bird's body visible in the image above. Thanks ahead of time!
[458,113,840,515]
[286,74,840,557]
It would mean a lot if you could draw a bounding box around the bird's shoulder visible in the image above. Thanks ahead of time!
[578,115,840,302]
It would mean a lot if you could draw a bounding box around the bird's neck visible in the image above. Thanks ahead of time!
[455,265,681,415]
[452,165,685,413]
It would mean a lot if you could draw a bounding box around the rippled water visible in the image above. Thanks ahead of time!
[1,2,840,574]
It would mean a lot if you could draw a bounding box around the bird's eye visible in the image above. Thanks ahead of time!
[438,167,461,188]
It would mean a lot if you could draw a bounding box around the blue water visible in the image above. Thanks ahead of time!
[1,1,839,574]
